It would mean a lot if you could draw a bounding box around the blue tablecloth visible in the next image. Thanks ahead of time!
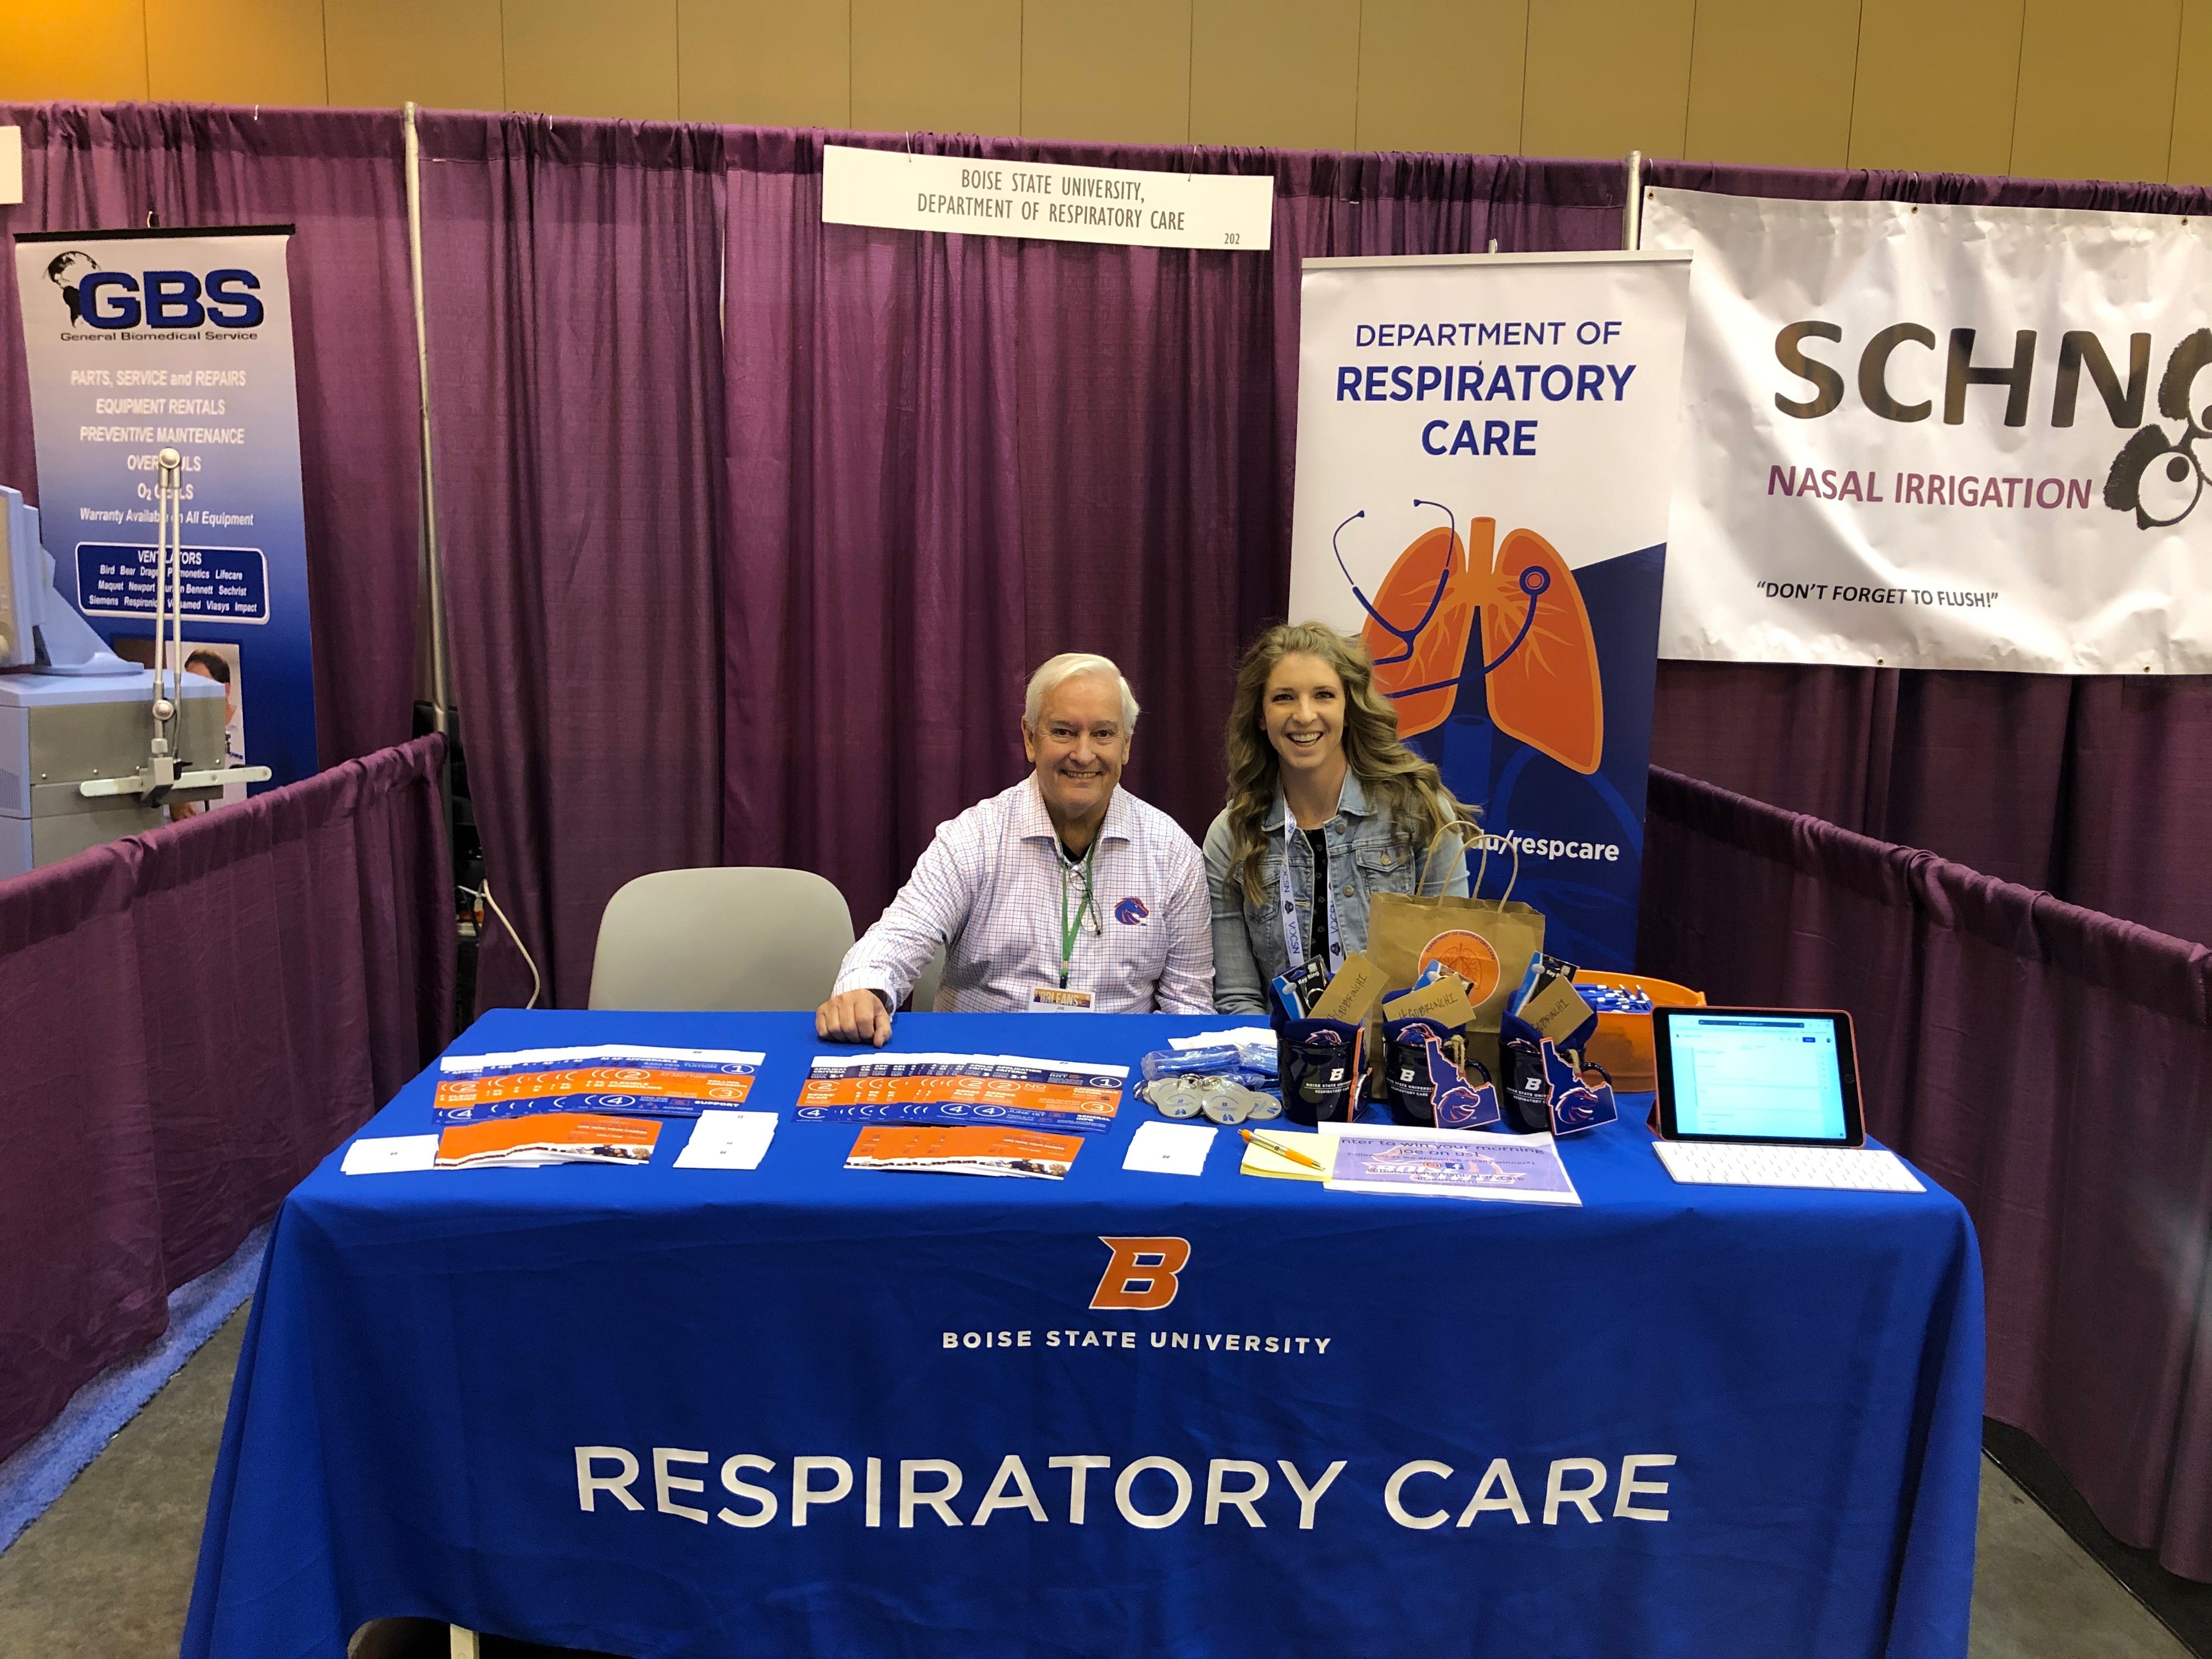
[184,1009,1984,1659]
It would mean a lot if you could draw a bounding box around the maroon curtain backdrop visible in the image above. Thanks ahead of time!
[1639,765,2212,1581]
[0,102,425,767]
[721,129,1625,928]
[419,113,728,1012]
[1640,160,2212,950]
[0,735,453,1465]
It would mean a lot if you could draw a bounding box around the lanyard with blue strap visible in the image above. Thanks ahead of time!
[1277,817,1344,977]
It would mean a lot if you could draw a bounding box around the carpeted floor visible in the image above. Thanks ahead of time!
[0,1307,247,1657]
[0,1307,2196,1658]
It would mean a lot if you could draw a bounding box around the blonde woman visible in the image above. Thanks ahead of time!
[1203,623,1469,1014]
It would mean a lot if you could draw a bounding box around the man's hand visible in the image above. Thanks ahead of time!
[816,988,893,1047]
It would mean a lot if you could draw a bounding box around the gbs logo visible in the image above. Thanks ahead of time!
[46,251,265,332]
[1090,1235,1190,1311]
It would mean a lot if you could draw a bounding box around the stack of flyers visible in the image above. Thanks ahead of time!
[434,1113,662,1169]
[845,1124,1084,1180]
[433,1045,765,1126]
[795,1053,1126,1134]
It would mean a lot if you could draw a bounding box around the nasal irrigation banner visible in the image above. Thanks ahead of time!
[1644,188,2212,673]
[1287,252,1692,970]
[13,225,317,793]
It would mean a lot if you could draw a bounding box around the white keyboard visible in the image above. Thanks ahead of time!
[1653,1140,1925,1193]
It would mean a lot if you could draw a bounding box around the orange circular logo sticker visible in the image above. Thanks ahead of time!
[1418,930,1501,1004]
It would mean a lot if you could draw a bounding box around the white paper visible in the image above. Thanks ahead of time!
[1123,1121,1216,1176]
[1167,1026,1277,1051]
[673,1109,780,1171]
[341,1135,439,1175]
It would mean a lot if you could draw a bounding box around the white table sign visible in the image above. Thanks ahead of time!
[822,144,1273,252]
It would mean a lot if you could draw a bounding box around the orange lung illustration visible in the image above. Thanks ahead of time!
[1358,510,1605,774]
[1480,527,1604,775]
[1359,522,1477,738]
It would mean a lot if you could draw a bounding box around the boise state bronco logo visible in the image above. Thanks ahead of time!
[1114,897,1149,926]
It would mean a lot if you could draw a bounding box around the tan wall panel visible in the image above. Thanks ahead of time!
[504,0,680,121]
[850,0,1020,136]
[326,0,503,111]
[146,0,326,105]
[1189,0,1361,150]
[1684,0,1858,167]
[681,0,850,127]
[1353,0,1526,155]
[1847,0,2021,174]
[0,4,151,102]
[1522,0,1694,160]
[1023,0,1190,144]
[2011,0,2181,182]
[2171,0,2212,182]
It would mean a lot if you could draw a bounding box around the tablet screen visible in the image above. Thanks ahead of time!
[1656,1011,1862,1145]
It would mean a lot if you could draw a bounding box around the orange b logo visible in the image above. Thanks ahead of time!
[1090,1236,1190,1311]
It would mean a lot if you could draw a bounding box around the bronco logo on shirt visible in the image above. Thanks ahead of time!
[1113,897,1149,926]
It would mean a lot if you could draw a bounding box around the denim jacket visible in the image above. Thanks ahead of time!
[1201,772,1468,1014]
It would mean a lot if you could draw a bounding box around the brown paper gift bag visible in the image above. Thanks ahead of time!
[1367,822,1546,1034]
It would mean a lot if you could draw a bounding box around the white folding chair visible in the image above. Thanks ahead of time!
[588,867,854,1011]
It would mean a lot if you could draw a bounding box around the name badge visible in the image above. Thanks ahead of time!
[1029,986,1096,1012]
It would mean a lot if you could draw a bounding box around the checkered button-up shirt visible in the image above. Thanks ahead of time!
[833,776,1214,1014]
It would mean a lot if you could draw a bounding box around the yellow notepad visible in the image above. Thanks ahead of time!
[1238,1130,1336,1181]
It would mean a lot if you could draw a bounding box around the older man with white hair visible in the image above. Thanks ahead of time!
[816,652,1214,1044]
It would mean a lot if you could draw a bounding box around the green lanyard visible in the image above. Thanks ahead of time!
[1057,840,1099,989]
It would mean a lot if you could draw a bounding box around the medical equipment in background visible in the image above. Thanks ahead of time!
[1,449,269,876]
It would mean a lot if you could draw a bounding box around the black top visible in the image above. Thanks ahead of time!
[1305,827,1330,963]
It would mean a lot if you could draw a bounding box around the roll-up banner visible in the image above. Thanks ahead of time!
[1288,253,1692,970]
[1645,189,2212,673]
[12,226,317,795]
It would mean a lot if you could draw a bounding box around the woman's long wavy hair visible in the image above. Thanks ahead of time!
[1222,622,1469,905]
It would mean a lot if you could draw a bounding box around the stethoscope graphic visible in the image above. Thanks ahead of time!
[1331,501,1549,698]
[1329,498,1648,961]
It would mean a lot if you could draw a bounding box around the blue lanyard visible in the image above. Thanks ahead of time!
[1278,819,1344,976]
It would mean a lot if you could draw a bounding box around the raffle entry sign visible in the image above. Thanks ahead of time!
[1646,188,2212,673]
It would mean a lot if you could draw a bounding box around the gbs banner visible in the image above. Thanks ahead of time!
[1286,253,1692,969]
[13,225,318,795]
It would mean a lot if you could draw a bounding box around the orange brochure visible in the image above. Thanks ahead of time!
[434,1113,662,1169]
[797,1075,1117,1119]
[844,1125,1084,1180]
[435,1066,757,1109]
